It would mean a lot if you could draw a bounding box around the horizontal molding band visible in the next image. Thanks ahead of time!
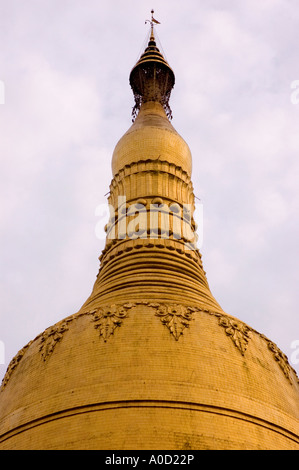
[1,399,298,446]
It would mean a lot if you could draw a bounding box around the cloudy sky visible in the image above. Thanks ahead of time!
[1,0,299,382]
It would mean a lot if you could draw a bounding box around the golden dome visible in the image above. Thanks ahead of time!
[0,15,299,450]
[0,304,298,449]
[112,101,192,177]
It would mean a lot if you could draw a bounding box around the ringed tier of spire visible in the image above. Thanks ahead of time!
[80,16,224,315]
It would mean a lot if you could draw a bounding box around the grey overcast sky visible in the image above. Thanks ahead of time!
[0,0,299,382]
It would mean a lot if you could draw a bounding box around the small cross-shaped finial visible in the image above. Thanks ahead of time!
[145,9,161,28]
[151,9,160,25]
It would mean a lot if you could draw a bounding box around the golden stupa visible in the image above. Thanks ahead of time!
[0,14,298,450]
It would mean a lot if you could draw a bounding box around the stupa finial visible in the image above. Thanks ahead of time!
[145,9,161,39]
[131,10,174,121]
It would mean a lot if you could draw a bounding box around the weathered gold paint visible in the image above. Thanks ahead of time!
[112,102,192,177]
[0,26,298,450]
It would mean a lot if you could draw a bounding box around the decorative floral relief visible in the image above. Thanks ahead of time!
[1,302,298,390]
[267,340,292,383]
[217,315,250,356]
[39,319,71,361]
[1,341,33,389]
[154,304,195,340]
[91,303,134,342]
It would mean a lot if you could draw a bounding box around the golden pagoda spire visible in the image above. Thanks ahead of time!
[79,18,224,315]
